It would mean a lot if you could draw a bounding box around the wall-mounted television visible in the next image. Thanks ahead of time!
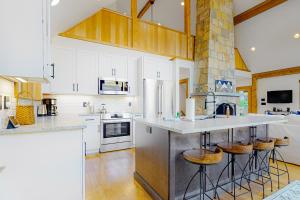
[267,90,293,103]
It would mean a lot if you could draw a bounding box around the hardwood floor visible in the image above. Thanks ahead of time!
[86,149,299,200]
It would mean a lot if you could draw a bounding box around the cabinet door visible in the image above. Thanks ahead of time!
[114,55,128,80]
[143,58,159,80]
[127,56,138,96]
[50,47,76,94]
[83,125,100,154]
[76,50,98,95]
[100,54,114,79]
[0,0,48,78]
[158,60,173,81]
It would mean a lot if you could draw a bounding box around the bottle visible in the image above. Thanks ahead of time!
[226,106,230,118]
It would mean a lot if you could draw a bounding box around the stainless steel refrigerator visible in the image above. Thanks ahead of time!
[143,79,174,119]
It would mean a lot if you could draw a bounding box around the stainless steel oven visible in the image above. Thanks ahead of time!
[98,79,129,95]
[100,113,133,152]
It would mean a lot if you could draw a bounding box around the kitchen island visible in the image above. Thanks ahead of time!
[0,116,86,200]
[134,115,287,200]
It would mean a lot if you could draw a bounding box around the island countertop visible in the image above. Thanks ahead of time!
[0,115,86,135]
[135,114,287,134]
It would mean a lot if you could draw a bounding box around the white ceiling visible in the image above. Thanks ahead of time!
[235,0,300,73]
[51,0,118,36]
[51,0,300,73]
[233,0,265,16]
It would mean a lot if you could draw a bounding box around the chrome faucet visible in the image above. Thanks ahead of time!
[205,91,216,119]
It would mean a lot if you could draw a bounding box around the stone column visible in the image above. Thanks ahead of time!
[194,0,235,115]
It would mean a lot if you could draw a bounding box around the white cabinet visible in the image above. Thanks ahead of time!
[158,60,173,81]
[100,54,128,80]
[0,0,50,78]
[76,50,98,95]
[127,56,138,96]
[141,57,173,81]
[50,47,98,95]
[50,47,76,94]
[0,130,84,200]
[81,116,101,155]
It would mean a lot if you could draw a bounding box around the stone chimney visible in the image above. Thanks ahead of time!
[193,0,236,115]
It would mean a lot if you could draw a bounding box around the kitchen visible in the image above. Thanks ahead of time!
[1,0,300,200]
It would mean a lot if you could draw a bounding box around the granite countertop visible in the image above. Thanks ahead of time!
[0,115,86,135]
[135,114,287,134]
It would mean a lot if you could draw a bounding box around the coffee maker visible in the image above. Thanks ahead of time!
[42,98,58,116]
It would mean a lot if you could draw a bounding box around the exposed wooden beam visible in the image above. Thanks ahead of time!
[234,0,288,25]
[137,0,155,19]
[184,0,191,36]
[131,0,138,48]
[131,0,137,18]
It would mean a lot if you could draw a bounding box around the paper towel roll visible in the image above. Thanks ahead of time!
[186,98,195,121]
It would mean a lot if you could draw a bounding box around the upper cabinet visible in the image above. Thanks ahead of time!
[50,47,76,94]
[50,47,99,95]
[100,54,128,80]
[76,50,98,95]
[0,0,50,78]
[140,57,173,81]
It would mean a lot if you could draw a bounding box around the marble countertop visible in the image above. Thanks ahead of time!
[135,114,287,134]
[0,115,86,135]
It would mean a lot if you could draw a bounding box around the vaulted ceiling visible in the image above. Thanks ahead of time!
[51,0,299,73]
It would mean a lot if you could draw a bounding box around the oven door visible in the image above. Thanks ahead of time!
[101,119,132,144]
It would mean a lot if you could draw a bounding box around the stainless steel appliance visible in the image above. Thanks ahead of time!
[37,104,47,117]
[98,79,129,95]
[42,98,58,116]
[100,113,132,152]
[143,79,174,119]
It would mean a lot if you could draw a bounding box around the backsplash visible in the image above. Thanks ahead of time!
[43,94,140,115]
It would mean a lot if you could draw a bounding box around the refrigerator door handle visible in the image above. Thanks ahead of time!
[157,84,161,116]
[160,84,164,115]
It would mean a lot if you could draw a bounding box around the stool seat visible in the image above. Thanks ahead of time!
[183,148,223,165]
[217,141,253,154]
[254,138,275,151]
[274,137,289,147]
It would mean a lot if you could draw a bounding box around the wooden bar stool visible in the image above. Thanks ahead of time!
[215,141,253,200]
[242,138,275,198]
[270,136,290,189]
[182,148,223,200]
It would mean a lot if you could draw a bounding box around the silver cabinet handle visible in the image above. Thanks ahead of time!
[50,63,55,79]
[77,83,79,92]
[112,68,114,76]
[73,83,75,92]
[85,119,95,121]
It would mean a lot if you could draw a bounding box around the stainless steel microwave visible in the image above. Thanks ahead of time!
[98,79,129,95]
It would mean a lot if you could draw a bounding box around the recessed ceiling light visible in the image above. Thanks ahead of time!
[15,77,27,83]
[181,1,185,6]
[294,33,300,39]
[51,0,60,7]
[158,23,161,26]
[251,47,256,52]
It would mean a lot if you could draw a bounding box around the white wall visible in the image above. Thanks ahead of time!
[257,74,300,113]
[0,78,16,118]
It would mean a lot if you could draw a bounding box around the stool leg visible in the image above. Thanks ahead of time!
[214,159,233,199]
[183,169,200,200]
[274,152,281,189]
[202,169,220,200]
[275,148,290,184]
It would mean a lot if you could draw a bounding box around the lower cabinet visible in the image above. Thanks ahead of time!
[81,115,101,154]
[0,130,85,200]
